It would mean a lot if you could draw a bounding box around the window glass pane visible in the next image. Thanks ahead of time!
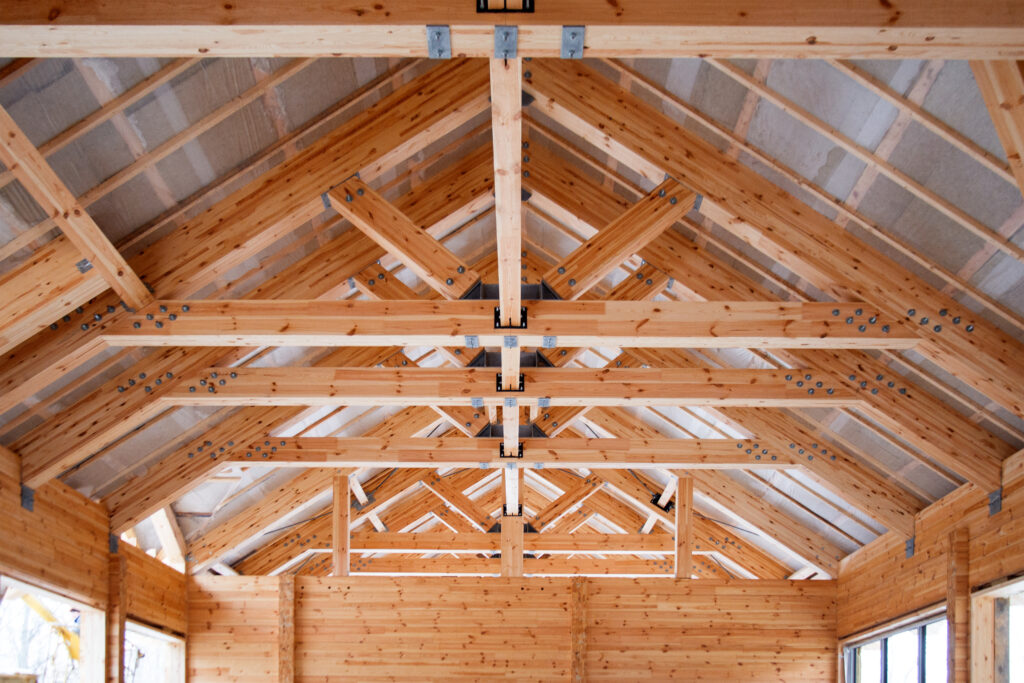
[924,620,947,682]
[886,628,919,683]
[0,584,82,682]
[856,640,882,683]
[124,623,184,683]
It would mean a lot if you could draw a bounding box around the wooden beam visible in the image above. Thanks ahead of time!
[500,515,524,577]
[948,526,970,682]
[150,506,186,571]
[533,475,602,531]
[327,178,479,299]
[490,56,523,329]
[421,473,498,532]
[347,556,675,576]
[0,235,108,354]
[225,436,800,468]
[105,299,917,350]
[971,60,1024,198]
[675,476,694,578]
[167,366,862,408]
[0,105,151,308]
[3,2,1024,58]
[277,574,294,683]
[348,532,676,554]
[331,471,351,577]
[106,553,126,683]
[526,58,1024,419]
[542,179,696,299]
[571,577,587,682]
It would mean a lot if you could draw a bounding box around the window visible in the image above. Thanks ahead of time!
[846,616,947,683]
[0,577,104,683]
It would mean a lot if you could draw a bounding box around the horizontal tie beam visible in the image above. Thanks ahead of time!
[163,366,861,408]
[103,299,916,350]
[223,437,800,468]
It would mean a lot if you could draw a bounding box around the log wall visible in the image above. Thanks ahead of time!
[187,576,837,682]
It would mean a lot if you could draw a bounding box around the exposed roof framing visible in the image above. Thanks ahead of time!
[1,22,1023,583]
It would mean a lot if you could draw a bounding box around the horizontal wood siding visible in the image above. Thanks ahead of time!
[838,454,1024,638]
[187,576,838,681]
[122,541,187,634]
[0,446,109,608]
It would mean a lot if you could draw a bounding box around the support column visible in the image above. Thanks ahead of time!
[331,471,350,577]
[570,577,588,682]
[501,513,524,577]
[675,475,694,578]
[105,552,126,683]
[947,526,970,682]
[278,574,295,683]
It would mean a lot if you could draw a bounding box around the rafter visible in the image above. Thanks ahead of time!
[972,60,1024,198]
[525,58,1024,419]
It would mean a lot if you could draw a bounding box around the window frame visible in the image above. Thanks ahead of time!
[843,613,946,683]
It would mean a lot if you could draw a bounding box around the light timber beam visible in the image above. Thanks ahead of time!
[675,475,694,578]
[3,2,1024,59]
[490,55,524,330]
[331,471,351,577]
[525,58,1024,419]
[421,472,498,532]
[224,436,801,468]
[0,105,152,309]
[106,300,916,349]
[500,514,524,577]
[348,532,675,554]
[166,366,862,408]
[971,60,1024,198]
[346,556,675,576]
[542,179,696,299]
[533,475,602,531]
[327,177,479,299]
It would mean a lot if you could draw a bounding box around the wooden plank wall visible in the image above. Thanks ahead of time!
[585,580,837,680]
[837,453,1024,638]
[0,445,109,608]
[0,446,187,634]
[122,541,188,634]
[187,576,838,682]
[189,576,285,682]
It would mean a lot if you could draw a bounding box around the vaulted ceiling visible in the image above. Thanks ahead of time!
[1,53,1022,580]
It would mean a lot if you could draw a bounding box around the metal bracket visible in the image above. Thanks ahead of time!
[471,397,485,409]
[20,484,34,511]
[541,335,556,349]
[504,397,517,408]
[494,306,528,329]
[989,488,1003,516]
[521,90,535,107]
[560,26,585,59]
[499,443,524,459]
[496,372,525,392]
[465,335,480,349]
[426,25,452,59]
[503,335,518,349]
[521,188,533,201]
[650,492,674,513]
[320,191,332,210]
[351,490,376,511]
[693,193,704,212]
[537,397,550,408]
[109,533,120,554]
[503,503,524,516]
[905,536,915,558]
[75,258,93,274]
[477,0,535,12]
[494,26,518,59]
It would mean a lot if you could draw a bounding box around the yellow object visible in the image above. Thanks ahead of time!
[19,593,80,661]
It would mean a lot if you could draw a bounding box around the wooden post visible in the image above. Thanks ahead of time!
[500,513,524,577]
[675,475,694,578]
[278,574,295,683]
[570,577,588,682]
[331,471,350,577]
[947,526,970,682]
[106,552,126,683]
